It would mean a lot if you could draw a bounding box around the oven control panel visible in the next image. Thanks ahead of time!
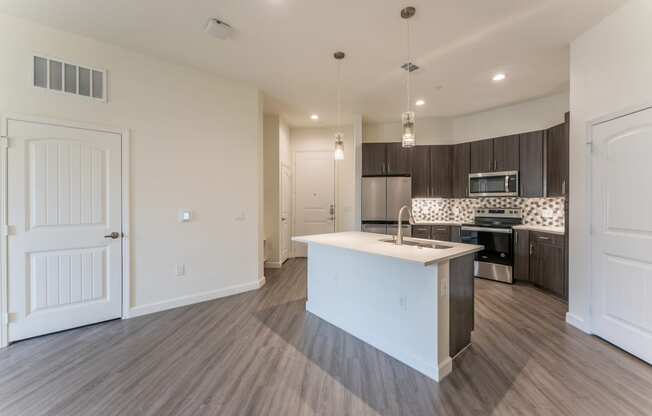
[475,208,522,218]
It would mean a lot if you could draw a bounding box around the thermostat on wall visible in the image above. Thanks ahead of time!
[179,210,192,222]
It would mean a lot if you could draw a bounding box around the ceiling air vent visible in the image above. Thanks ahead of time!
[33,55,107,102]
[401,62,419,72]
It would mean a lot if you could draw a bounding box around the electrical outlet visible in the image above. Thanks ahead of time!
[175,264,185,277]
[541,208,553,218]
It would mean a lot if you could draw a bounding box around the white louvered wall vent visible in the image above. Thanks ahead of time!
[33,55,107,102]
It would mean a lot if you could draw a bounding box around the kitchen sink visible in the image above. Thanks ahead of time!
[380,238,453,250]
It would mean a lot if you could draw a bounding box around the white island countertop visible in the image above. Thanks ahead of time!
[293,231,483,267]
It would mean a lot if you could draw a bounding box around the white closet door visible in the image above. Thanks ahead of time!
[7,119,123,342]
[591,107,652,364]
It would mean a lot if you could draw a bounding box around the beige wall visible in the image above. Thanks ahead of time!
[363,117,453,145]
[0,14,264,314]
[568,0,652,332]
[452,91,568,142]
[363,91,569,145]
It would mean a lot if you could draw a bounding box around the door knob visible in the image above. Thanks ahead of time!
[104,232,121,240]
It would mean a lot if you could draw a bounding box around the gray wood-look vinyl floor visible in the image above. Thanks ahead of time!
[1,258,652,416]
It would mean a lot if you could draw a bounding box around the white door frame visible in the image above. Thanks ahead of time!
[0,114,131,348]
[279,162,292,264]
[586,102,652,333]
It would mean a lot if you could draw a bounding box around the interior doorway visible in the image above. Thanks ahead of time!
[590,106,652,364]
[1,116,128,346]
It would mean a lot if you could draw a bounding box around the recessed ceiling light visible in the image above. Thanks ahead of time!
[310,114,319,120]
[492,73,507,82]
[415,99,425,106]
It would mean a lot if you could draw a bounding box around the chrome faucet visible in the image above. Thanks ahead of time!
[396,205,415,245]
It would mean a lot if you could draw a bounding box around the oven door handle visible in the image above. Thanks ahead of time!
[461,226,513,234]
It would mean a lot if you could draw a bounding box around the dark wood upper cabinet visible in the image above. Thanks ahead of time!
[493,134,520,172]
[386,143,412,175]
[513,229,530,282]
[362,143,387,176]
[470,139,494,173]
[519,131,545,197]
[546,118,569,197]
[452,143,470,198]
[430,145,452,198]
[410,145,430,198]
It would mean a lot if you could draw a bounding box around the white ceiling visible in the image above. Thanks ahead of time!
[0,0,626,126]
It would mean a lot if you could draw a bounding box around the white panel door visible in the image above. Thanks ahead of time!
[7,119,122,342]
[592,107,652,364]
[293,151,335,257]
[280,164,292,263]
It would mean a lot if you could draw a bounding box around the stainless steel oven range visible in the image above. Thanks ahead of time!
[460,208,523,284]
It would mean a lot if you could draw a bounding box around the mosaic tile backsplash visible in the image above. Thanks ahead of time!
[412,197,565,227]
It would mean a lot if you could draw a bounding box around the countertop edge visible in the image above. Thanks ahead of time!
[293,233,483,267]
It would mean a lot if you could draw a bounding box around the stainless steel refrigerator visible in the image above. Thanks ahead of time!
[361,177,412,235]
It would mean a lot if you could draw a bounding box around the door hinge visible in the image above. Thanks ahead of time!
[0,136,8,148]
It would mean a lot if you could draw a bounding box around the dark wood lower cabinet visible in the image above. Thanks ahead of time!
[513,230,567,300]
[412,225,457,242]
[513,229,530,281]
[450,254,475,357]
[431,225,451,241]
[412,225,431,239]
[450,226,462,243]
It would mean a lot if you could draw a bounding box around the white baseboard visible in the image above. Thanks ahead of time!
[264,261,283,269]
[438,357,453,381]
[128,276,266,318]
[566,312,591,334]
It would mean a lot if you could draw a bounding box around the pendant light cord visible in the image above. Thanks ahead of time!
[337,59,342,131]
[406,18,411,112]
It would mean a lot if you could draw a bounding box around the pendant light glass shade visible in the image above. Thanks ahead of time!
[334,132,345,160]
[402,111,416,148]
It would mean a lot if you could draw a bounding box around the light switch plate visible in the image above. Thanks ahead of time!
[175,264,185,277]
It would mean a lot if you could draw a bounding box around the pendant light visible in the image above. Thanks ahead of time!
[401,6,416,148]
[334,51,346,160]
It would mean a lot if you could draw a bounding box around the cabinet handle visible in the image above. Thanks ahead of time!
[530,243,534,255]
[494,160,497,171]
[515,232,518,244]
[562,180,566,195]
[537,236,550,240]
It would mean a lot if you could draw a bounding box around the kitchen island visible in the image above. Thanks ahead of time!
[292,231,483,382]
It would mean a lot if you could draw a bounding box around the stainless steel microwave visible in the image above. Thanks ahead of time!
[468,171,519,197]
